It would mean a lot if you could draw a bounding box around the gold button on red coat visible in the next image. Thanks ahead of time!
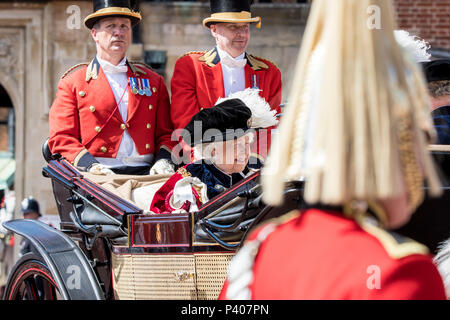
[148,104,153,110]
[95,126,101,133]
[100,146,107,153]
[120,124,126,130]
[89,105,95,112]
[145,144,150,149]
[146,123,151,129]
[79,91,86,97]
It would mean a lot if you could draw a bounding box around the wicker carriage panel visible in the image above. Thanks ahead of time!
[194,253,235,300]
[112,252,235,300]
[112,253,197,300]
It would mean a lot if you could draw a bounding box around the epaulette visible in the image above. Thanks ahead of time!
[247,54,276,71]
[252,54,278,67]
[129,61,153,75]
[61,63,89,80]
[198,48,218,67]
[356,214,429,259]
[181,51,206,58]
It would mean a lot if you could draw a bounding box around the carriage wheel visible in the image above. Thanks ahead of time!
[3,253,62,300]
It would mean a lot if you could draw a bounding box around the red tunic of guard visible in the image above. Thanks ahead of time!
[219,208,447,300]
[170,48,282,162]
[48,59,175,168]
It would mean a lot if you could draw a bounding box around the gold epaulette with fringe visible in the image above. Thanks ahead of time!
[252,54,278,67]
[61,63,89,80]
[181,50,206,58]
[356,214,429,259]
[198,48,217,67]
[247,54,275,71]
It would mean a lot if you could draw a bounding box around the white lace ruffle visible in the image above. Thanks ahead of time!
[225,223,278,300]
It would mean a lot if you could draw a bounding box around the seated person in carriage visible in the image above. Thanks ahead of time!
[150,89,278,214]
[423,59,450,145]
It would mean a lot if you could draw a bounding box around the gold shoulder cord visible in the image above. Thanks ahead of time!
[247,54,273,71]
[198,49,217,67]
[61,63,89,80]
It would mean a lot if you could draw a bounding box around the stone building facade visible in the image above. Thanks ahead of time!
[0,0,448,219]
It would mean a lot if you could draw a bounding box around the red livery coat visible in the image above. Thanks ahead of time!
[219,208,446,300]
[49,58,175,168]
[170,47,282,162]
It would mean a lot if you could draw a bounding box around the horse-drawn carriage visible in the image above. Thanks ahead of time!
[1,142,450,300]
[0,143,304,300]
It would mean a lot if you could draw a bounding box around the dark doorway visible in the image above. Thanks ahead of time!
[0,86,14,156]
[0,85,15,191]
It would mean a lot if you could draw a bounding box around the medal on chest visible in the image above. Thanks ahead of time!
[251,74,260,89]
[130,77,139,95]
[142,78,152,97]
[129,77,153,97]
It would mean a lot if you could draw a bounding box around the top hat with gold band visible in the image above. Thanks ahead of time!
[84,0,142,29]
[202,0,261,29]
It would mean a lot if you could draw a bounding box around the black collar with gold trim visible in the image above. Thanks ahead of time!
[85,56,147,82]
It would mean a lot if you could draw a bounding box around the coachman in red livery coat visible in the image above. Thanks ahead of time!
[170,0,282,167]
[49,0,175,175]
[49,58,174,170]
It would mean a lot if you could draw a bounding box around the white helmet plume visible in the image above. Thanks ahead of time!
[215,88,279,129]
[394,30,431,63]
[434,238,450,299]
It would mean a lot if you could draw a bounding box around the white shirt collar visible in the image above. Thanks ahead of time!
[216,47,245,62]
[97,55,127,68]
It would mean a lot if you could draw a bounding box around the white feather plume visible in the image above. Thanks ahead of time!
[434,238,450,299]
[215,88,279,129]
[394,30,431,63]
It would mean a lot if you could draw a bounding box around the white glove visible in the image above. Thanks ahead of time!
[88,163,116,176]
[149,159,175,175]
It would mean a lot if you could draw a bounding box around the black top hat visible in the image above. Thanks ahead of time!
[84,0,142,29]
[21,197,41,217]
[182,99,252,146]
[203,0,261,29]
[422,59,450,83]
